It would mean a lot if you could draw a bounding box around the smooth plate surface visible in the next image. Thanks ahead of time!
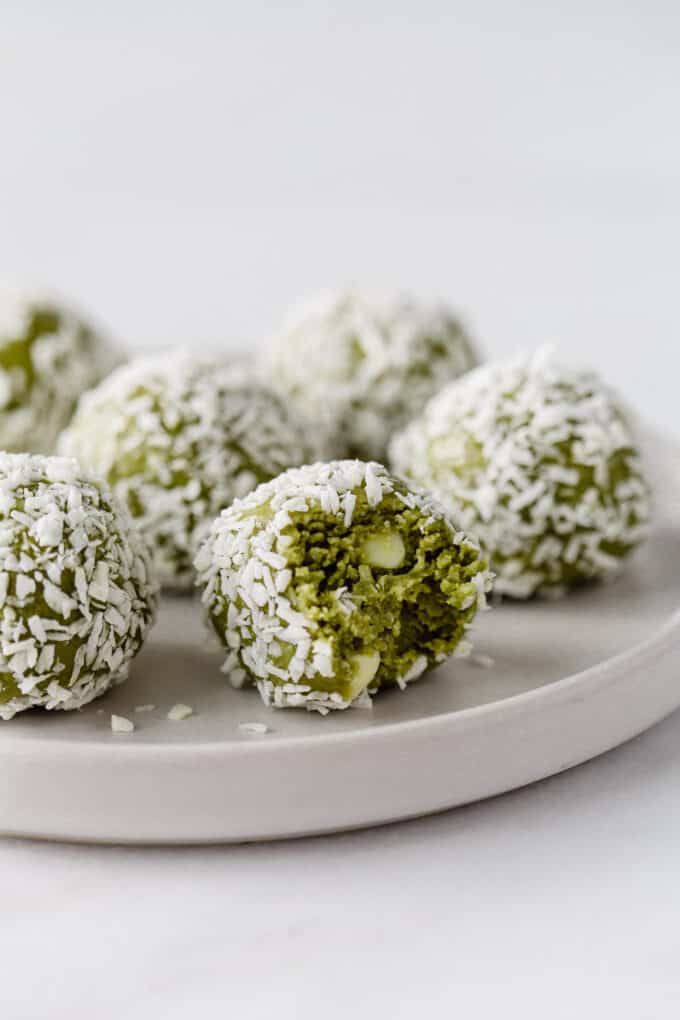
[1,430,679,844]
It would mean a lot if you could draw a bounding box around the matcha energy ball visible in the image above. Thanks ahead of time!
[59,352,315,590]
[0,284,120,453]
[390,349,651,598]
[261,290,479,461]
[0,453,157,720]
[195,460,492,713]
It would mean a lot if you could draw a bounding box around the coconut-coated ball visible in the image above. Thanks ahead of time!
[0,453,157,720]
[0,284,120,454]
[195,459,492,713]
[260,290,479,461]
[59,352,316,590]
[390,349,651,598]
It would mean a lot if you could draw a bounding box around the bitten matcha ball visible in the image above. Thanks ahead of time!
[59,352,315,590]
[261,290,479,461]
[195,460,492,713]
[0,284,120,454]
[390,349,651,599]
[0,453,157,720]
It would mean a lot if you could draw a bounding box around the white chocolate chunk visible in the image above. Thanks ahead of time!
[347,649,381,699]
[361,531,406,569]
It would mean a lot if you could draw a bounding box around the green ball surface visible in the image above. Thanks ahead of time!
[0,453,157,720]
[390,349,651,598]
[261,290,479,461]
[60,352,315,589]
[0,285,119,453]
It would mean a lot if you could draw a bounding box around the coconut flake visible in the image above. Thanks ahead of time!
[111,714,134,733]
[238,721,270,734]
[167,703,193,721]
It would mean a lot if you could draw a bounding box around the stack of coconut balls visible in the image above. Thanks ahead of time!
[0,285,651,720]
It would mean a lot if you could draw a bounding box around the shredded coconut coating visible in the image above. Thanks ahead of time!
[0,453,157,720]
[0,284,120,454]
[260,290,479,461]
[195,460,492,713]
[390,348,652,598]
[59,351,314,590]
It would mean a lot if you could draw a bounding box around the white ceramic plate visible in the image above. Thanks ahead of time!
[1,430,678,844]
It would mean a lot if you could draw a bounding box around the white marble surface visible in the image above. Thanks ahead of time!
[1,2,680,1016]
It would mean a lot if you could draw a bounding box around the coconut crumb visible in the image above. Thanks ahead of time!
[238,721,270,735]
[167,703,193,721]
[469,653,495,669]
[111,714,134,733]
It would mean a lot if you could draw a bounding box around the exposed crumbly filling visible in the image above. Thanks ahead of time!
[263,290,479,460]
[196,460,492,713]
[0,285,119,454]
[0,454,157,720]
[59,352,313,589]
[390,348,651,598]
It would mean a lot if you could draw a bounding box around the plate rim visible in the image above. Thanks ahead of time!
[2,425,680,843]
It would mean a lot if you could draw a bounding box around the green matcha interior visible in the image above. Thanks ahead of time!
[222,487,486,702]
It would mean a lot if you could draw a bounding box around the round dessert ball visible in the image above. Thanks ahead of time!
[0,284,120,454]
[261,290,479,461]
[390,349,651,599]
[0,453,157,720]
[195,460,492,713]
[59,352,316,590]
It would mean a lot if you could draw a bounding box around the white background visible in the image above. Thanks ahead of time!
[2,3,680,1017]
